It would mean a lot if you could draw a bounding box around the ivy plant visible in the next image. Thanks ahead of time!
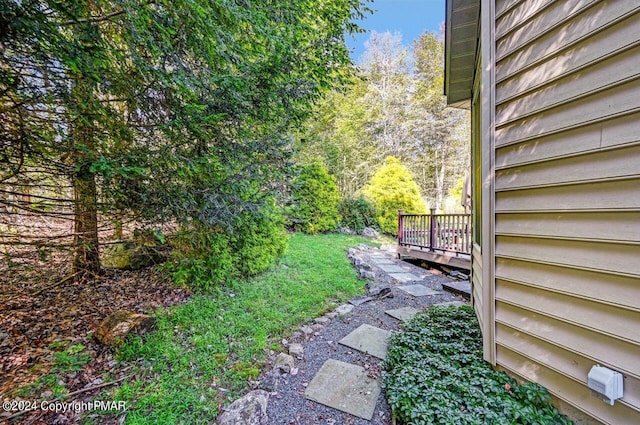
[383,305,574,425]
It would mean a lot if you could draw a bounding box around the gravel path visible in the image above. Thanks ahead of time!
[263,245,468,425]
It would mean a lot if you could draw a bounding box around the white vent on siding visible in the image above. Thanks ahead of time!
[587,365,624,406]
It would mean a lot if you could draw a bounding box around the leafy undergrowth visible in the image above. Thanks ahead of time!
[0,264,189,424]
[101,233,375,424]
[383,305,573,425]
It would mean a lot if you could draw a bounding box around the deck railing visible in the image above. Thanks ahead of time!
[398,209,471,256]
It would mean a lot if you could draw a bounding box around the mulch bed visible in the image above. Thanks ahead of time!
[0,255,191,424]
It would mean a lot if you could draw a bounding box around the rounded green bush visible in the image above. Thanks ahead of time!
[230,201,287,277]
[288,163,341,234]
[168,226,234,292]
[338,197,379,233]
[363,156,426,235]
[168,199,287,291]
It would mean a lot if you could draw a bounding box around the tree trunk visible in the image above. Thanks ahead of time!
[436,160,445,211]
[73,160,100,279]
[70,62,100,280]
[435,141,448,212]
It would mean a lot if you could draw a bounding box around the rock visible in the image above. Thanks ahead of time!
[358,261,372,271]
[347,248,357,259]
[288,343,304,357]
[259,371,280,392]
[311,324,324,332]
[352,256,364,266]
[299,325,314,340]
[450,270,470,280]
[349,296,374,306]
[314,317,330,325]
[217,390,269,425]
[368,284,392,298]
[288,331,304,344]
[101,241,165,270]
[95,310,154,347]
[324,312,338,320]
[339,227,356,235]
[274,353,294,374]
[359,269,376,280]
[362,227,380,238]
[335,304,354,319]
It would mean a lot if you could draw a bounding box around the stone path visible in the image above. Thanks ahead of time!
[299,245,467,421]
[218,243,470,425]
[304,359,381,420]
[338,324,392,360]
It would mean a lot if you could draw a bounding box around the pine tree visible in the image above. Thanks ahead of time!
[288,164,341,234]
[0,0,370,280]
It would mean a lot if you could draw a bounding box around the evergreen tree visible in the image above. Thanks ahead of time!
[0,0,370,280]
[288,164,341,234]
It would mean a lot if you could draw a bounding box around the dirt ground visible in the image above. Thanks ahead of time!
[0,251,190,424]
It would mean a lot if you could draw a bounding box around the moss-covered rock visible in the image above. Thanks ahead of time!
[101,241,165,270]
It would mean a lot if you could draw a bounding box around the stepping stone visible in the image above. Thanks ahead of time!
[370,258,396,266]
[389,272,420,283]
[442,280,471,299]
[305,359,381,420]
[378,264,407,273]
[385,306,420,322]
[339,324,392,359]
[398,284,440,297]
[434,300,466,308]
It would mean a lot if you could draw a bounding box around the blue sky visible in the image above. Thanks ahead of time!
[347,0,446,63]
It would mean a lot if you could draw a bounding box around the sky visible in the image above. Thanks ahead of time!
[347,0,446,63]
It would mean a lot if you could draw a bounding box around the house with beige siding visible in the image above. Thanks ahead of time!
[444,1,640,423]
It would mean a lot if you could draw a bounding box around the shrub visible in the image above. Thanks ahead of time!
[230,201,287,277]
[338,197,379,233]
[168,226,235,292]
[288,163,341,233]
[168,200,287,291]
[363,156,426,235]
[383,305,573,425]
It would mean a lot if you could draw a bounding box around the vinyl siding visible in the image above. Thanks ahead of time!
[471,244,483,332]
[492,1,640,423]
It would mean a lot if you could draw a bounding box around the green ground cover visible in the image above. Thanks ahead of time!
[106,233,374,424]
[383,305,573,425]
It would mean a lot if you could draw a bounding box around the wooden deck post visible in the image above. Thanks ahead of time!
[429,208,436,251]
[397,209,404,245]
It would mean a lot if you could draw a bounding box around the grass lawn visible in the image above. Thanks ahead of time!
[105,233,374,424]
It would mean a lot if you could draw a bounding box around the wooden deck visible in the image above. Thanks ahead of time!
[397,210,471,271]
